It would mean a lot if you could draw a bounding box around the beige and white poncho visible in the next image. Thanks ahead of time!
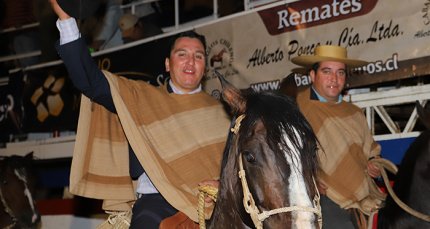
[297,87,381,215]
[69,71,231,222]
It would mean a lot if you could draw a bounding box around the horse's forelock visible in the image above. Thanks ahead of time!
[243,92,319,181]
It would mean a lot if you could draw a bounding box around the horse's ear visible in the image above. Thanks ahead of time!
[215,71,246,114]
[416,101,430,130]
[24,152,34,160]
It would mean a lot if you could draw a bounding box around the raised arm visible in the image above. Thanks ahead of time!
[49,0,115,112]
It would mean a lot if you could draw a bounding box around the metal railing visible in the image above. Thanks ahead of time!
[346,84,430,141]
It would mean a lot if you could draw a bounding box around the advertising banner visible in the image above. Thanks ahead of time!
[197,0,430,95]
[6,0,430,134]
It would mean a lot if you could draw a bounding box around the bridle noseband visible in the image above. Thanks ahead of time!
[232,114,322,229]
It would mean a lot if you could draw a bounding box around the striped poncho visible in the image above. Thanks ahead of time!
[297,87,381,215]
[69,71,230,221]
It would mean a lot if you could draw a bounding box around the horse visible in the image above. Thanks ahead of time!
[203,74,322,228]
[0,153,40,229]
[377,101,430,229]
[210,48,227,68]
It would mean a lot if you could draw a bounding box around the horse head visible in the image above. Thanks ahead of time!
[208,73,321,228]
[0,152,40,229]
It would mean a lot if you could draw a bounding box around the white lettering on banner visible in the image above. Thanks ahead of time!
[289,54,398,87]
[295,74,311,87]
[0,95,14,122]
[277,0,362,29]
[358,53,399,75]
[250,80,281,92]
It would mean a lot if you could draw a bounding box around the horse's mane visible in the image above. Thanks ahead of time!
[0,155,33,170]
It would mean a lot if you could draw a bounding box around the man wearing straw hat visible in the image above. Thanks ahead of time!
[292,45,382,229]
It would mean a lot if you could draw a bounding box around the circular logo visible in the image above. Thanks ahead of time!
[205,38,238,81]
[207,38,234,70]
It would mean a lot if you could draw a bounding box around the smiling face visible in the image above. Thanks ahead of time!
[165,37,206,93]
[310,61,347,102]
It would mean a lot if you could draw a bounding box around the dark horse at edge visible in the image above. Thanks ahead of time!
[377,102,430,229]
[204,75,321,228]
[0,153,40,229]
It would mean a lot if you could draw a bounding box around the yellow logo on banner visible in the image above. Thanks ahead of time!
[30,75,65,122]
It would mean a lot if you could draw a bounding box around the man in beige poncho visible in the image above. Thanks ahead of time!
[50,0,231,228]
[292,45,382,229]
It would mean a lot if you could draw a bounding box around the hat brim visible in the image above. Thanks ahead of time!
[58,0,101,19]
[291,56,368,68]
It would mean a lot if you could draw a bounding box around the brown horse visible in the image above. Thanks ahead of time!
[0,153,40,229]
[204,74,321,228]
[210,49,227,68]
[377,101,430,228]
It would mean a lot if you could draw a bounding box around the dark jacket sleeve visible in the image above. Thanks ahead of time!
[55,38,115,112]
[56,38,144,178]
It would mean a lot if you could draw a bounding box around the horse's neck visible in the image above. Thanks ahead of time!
[207,194,250,229]
[207,152,251,229]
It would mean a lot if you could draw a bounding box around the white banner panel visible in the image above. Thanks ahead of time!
[195,0,430,95]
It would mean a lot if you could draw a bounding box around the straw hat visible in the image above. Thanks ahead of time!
[57,0,101,19]
[291,45,368,68]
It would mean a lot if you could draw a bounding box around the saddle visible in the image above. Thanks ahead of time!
[159,212,199,229]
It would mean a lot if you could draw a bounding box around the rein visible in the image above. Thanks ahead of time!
[372,158,430,222]
[233,115,322,229]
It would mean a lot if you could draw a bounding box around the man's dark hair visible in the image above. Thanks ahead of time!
[167,30,207,56]
[309,62,349,77]
[310,62,320,73]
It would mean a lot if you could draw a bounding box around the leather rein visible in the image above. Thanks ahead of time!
[372,158,430,222]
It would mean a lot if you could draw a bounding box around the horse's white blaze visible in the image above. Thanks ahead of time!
[14,169,38,223]
[282,129,316,229]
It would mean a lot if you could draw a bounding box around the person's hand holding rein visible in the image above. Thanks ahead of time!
[367,161,381,178]
[49,0,71,20]
[198,180,219,203]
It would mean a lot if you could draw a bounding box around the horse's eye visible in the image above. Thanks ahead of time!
[243,151,256,163]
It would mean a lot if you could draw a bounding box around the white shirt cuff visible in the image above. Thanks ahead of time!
[56,17,80,45]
